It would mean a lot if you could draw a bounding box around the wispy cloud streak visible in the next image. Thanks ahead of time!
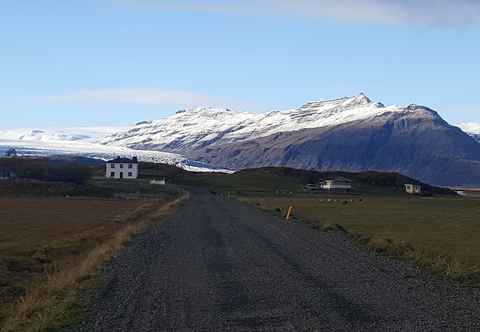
[121,0,480,26]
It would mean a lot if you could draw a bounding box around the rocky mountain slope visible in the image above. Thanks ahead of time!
[102,94,480,186]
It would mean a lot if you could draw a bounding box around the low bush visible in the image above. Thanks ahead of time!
[0,158,92,184]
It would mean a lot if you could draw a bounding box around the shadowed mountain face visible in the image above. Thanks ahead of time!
[102,95,480,186]
[190,107,480,186]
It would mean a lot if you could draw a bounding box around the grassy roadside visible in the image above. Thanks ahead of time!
[239,194,480,286]
[0,192,189,332]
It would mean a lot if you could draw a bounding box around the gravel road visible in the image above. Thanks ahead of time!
[73,192,480,331]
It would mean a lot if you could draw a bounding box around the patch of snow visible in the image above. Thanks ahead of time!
[458,122,480,135]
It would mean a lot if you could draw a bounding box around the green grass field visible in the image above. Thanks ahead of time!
[240,193,480,283]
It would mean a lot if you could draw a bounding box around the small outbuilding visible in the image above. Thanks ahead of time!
[150,178,166,185]
[320,177,352,191]
[405,183,422,195]
[106,157,138,179]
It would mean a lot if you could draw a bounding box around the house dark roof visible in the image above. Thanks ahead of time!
[106,156,138,164]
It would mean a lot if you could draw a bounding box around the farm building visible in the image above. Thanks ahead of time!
[305,177,352,192]
[320,177,352,191]
[150,178,166,185]
[106,157,138,179]
[405,183,422,195]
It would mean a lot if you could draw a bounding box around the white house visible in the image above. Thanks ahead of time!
[106,157,138,179]
[320,177,352,191]
[405,183,422,195]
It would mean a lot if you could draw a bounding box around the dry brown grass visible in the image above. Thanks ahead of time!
[0,193,188,332]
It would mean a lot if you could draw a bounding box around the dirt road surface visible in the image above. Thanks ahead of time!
[73,192,480,331]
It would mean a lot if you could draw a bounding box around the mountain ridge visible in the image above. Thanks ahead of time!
[101,94,438,152]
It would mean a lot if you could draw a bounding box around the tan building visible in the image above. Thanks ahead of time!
[405,183,422,195]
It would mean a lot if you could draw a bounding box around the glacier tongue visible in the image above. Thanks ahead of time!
[0,131,232,173]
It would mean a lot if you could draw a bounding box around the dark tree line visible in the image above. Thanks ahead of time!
[0,158,92,184]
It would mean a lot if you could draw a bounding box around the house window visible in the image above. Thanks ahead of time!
[128,164,133,169]
[110,172,115,177]
[111,163,115,168]
[120,164,124,169]
[128,172,133,177]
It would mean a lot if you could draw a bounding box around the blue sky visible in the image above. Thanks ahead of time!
[0,0,479,128]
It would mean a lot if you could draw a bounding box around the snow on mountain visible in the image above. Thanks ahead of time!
[0,127,124,143]
[102,94,415,151]
[457,123,480,142]
[458,123,480,134]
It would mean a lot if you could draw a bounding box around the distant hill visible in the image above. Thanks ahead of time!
[137,163,453,195]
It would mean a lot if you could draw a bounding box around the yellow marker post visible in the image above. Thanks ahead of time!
[285,206,294,223]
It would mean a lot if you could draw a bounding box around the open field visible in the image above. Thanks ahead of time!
[240,193,480,284]
[0,198,145,327]
[0,177,183,331]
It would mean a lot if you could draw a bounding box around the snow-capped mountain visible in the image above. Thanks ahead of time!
[458,123,480,142]
[2,94,479,184]
[103,94,403,151]
[102,94,480,186]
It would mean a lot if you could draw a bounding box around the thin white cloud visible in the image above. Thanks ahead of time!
[44,88,258,110]
[120,0,480,26]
